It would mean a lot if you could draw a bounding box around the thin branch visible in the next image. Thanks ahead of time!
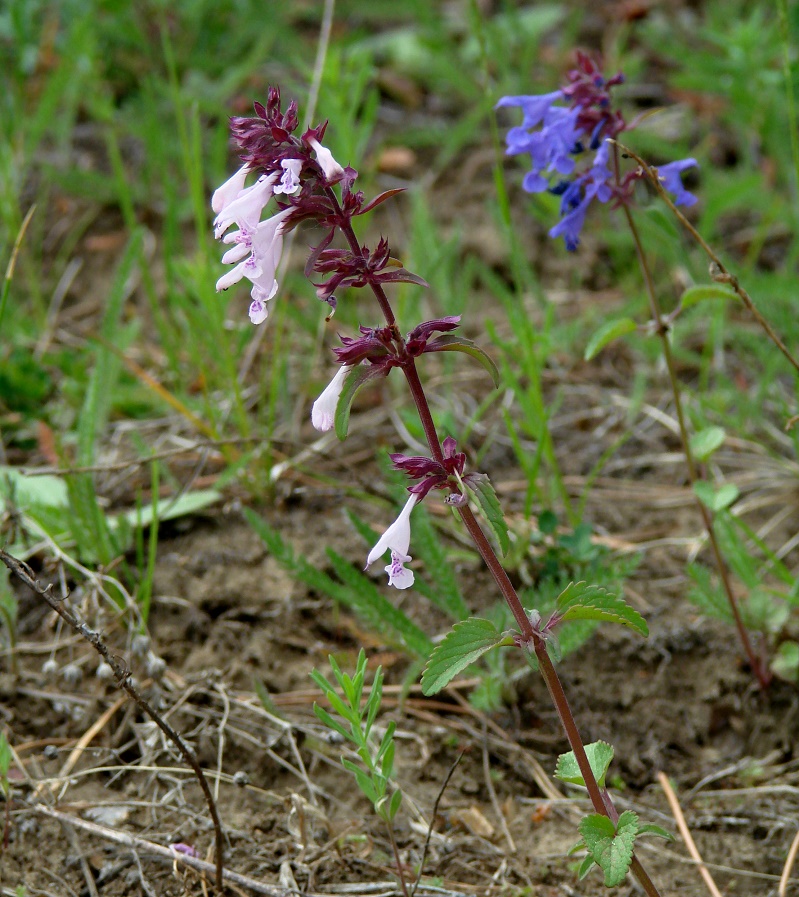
[0,549,226,893]
[613,140,799,378]
[411,751,463,897]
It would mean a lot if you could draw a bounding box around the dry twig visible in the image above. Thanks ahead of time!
[0,549,226,893]
[657,771,724,897]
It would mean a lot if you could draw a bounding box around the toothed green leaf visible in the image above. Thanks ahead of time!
[555,582,648,637]
[421,618,507,695]
[555,741,614,788]
[579,811,638,887]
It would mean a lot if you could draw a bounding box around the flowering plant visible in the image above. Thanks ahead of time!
[497,51,698,249]
[213,81,667,893]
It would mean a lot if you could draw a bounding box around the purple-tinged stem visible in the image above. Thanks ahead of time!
[334,206,662,897]
[612,146,769,689]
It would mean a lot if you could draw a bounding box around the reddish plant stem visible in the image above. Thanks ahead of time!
[333,210,663,897]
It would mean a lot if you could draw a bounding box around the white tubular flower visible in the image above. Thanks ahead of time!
[274,158,303,195]
[366,494,419,590]
[308,137,345,182]
[311,365,351,432]
[215,208,291,296]
[211,164,250,214]
[213,173,277,239]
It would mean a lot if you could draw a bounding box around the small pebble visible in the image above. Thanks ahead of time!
[43,744,59,760]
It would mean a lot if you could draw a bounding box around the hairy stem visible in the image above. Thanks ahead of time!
[0,549,226,893]
[613,152,768,687]
[334,213,663,896]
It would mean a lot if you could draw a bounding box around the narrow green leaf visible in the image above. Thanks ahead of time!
[342,759,378,804]
[555,741,615,788]
[555,582,648,637]
[0,732,11,777]
[388,788,403,820]
[312,704,351,743]
[115,489,221,530]
[680,284,737,309]
[637,824,675,841]
[584,318,637,361]
[577,852,596,880]
[334,364,386,440]
[245,509,433,660]
[463,472,509,555]
[693,480,739,512]
[423,334,500,387]
[421,618,504,695]
[253,678,286,720]
[579,811,638,887]
[689,426,726,461]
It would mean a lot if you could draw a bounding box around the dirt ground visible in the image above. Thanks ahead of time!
[3,6,799,892]
[3,360,799,897]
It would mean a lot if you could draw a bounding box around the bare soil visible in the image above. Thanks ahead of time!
[3,399,799,896]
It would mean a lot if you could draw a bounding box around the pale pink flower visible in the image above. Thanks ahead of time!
[274,158,303,195]
[213,173,277,239]
[308,137,345,182]
[211,164,250,214]
[366,494,419,590]
[311,365,352,432]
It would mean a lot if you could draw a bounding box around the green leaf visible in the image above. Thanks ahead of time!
[253,678,286,720]
[579,811,638,887]
[690,426,726,461]
[334,364,387,440]
[114,489,221,531]
[421,618,505,695]
[555,582,648,637]
[680,284,737,310]
[342,759,378,804]
[462,472,509,555]
[577,852,597,880]
[637,824,675,841]
[423,334,500,387]
[693,480,739,512]
[245,509,433,660]
[555,741,615,788]
[584,318,637,361]
[0,731,11,777]
[771,641,799,683]
[388,788,403,820]
[312,704,352,743]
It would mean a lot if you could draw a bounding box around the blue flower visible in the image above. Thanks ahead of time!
[657,159,698,206]
[549,181,603,251]
[498,55,700,251]
[496,91,565,130]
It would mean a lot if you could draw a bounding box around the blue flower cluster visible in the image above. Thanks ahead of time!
[497,57,698,251]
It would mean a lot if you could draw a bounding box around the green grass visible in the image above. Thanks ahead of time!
[0,0,797,661]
